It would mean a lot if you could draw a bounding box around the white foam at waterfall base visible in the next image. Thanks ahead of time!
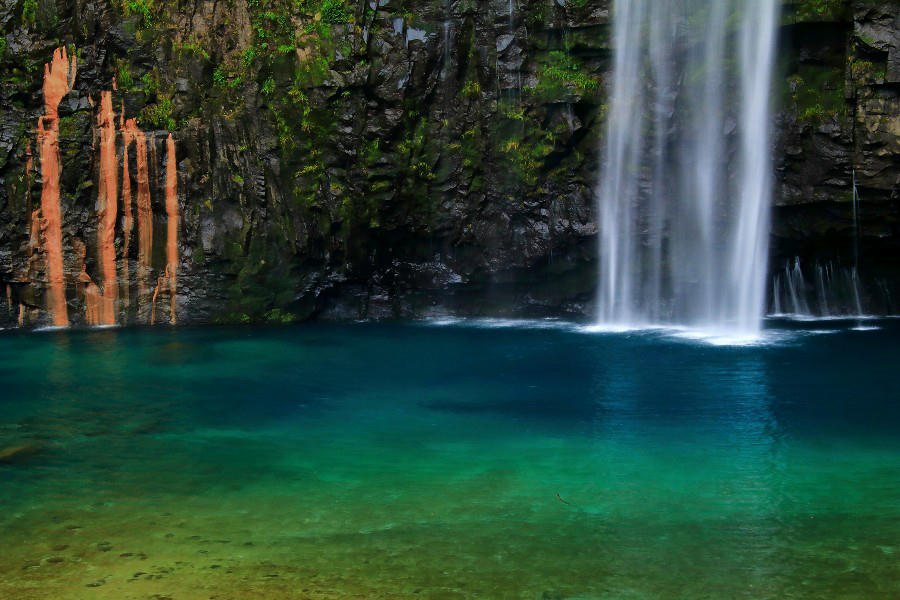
[596,0,778,338]
[420,317,885,348]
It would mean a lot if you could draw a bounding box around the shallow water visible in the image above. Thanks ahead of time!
[1,320,899,599]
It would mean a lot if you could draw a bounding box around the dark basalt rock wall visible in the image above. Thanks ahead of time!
[775,1,900,313]
[0,0,898,327]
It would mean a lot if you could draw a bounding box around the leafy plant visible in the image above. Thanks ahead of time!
[21,0,37,27]
[536,51,599,97]
[140,97,176,130]
[462,80,482,97]
[123,0,154,27]
[141,71,159,95]
[116,60,134,89]
[320,0,350,24]
[213,65,226,87]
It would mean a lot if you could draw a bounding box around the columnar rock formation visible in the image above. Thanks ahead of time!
[0,2,897,326]
[120,111,134,310]
[149,132,179,325]
[130,120,153,310]
[95,90,118,325]
[36,47,77,327]
[5,47,179,328]
[164,134,178,325]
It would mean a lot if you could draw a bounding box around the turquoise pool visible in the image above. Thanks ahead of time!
[1,319,899,598]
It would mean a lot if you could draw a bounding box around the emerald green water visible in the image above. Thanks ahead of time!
[1,320,899,599]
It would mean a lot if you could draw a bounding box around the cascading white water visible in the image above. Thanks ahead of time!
[770,257,867,318]
[596,0,779,337]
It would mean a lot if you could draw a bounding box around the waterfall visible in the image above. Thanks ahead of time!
[596,0,779,337]
[770,258,868,318]
[852,170,861,268]
[786,258,811,316]
[441,0,451,80]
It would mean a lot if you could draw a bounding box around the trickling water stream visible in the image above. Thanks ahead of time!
[596,0,779,337]
[771,258,867,318]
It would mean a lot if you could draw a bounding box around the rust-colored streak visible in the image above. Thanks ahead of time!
[127,119,153,303]
[121,134,133,250]
[96,90,118,325]
[81,276,101,325]
[74,239,100,326]
[164,134,178,324]
[24,142,39,277]
[5,284,11,311]
[149,133,158,193]
[25,140,33,178]
[36,47,77,327]
[37,122,67,326]
[42,47,76,120]
[149,266,168,326]
[27,207,42,274]
[120,118,133,310]
[18,304,25,327]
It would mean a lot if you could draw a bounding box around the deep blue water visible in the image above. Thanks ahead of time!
[1,318,899,598]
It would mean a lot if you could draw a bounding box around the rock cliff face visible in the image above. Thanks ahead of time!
[775,1,900,314]
[0,0,898,327]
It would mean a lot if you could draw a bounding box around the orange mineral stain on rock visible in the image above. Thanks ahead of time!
[120,117,134,309]
[18,303,25,327]
[81,277,102,325]
[24,142,41,277]
[149,265,169,326]
[27,207,42,275]
[128,119,153,302]
[149,133,159,191]
[5,284,11,311]
[36,47,76,327]
[164,134,178,324]
[41,48,76,121]
[74,239,101,326]
[25,140,33,178]
[95,91,118,325]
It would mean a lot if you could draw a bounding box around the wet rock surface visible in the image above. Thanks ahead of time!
[0,0,898,326]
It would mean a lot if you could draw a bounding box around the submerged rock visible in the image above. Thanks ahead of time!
[0,443,42,464]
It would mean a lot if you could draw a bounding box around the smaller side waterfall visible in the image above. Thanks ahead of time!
[769,258,867,318]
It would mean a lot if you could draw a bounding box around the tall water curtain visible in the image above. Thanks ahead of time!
[597,0,778,335]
